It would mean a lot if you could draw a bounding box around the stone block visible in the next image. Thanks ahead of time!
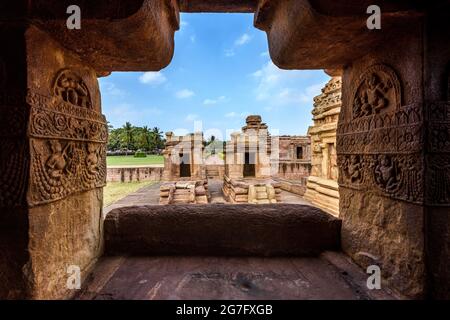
[105,204,342,256]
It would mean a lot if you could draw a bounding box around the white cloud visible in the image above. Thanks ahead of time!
[235,33,251,46]
[190,35,196,43]
[260,51,269,57]
[251,60,327,106]
[106,103,163,127]
[185,113,199,122]
[180,21,189,27]
[100,81,126,97]
[203,96,226,105]
[224,33,252,57]
[176,89,195,99]
[203,99,216,105]
[139,72,167,85]
[224,49,235,57]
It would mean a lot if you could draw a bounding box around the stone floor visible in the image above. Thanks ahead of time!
[76,252,397,300]
[104,179,312,215]
[96,181,400,300]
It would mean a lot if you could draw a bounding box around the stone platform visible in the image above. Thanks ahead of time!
[159,180,209,205]
[222,175,282,204]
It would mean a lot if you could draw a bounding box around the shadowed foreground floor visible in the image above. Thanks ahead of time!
[76,252,397,300]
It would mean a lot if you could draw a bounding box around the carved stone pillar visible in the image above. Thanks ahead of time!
[336,16,450,298]
[1,0,179,300]
[255,0,450,299]
[337,60,425,298]
[1,25,107,299]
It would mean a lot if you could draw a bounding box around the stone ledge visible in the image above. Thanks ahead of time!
[104,204,341,256]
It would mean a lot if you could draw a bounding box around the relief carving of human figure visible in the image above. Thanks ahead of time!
[46,140,70,179]
[375,155,398,192]
[86,143,99,174]
[347,155,362,183]
[356,73,392,117]
[55,72,90,108]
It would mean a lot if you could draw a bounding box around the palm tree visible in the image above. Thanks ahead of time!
[121,122,134,155]
[141,126,151,152]
[151,127,164,150]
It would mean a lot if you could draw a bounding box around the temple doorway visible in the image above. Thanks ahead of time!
[243,152,256,178]
[179,153,191,178]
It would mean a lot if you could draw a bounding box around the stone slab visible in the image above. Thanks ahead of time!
[104,204,341,256]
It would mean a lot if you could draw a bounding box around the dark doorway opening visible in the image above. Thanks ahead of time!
[296,146,303,159]
[243,152,256,177]
[179,153,191,177]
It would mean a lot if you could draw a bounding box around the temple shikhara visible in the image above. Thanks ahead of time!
[0,0,448,301]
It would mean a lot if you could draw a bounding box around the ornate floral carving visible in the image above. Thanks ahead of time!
[27,92,107,142]
[27,79,107,205]
[352,64,401,119]
[53,69,92,109]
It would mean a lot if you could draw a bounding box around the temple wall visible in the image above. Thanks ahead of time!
[162,132,205,181]
[304,76,341,216]
[274,136,311,181]
[107,166,163,182]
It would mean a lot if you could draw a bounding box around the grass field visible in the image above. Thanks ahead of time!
[107,155,164,166]
[103,181,156,207]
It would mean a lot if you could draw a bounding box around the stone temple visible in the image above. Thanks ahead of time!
[0,0,449,300]
[223,115,311,204]
[159,115,311,205]
[304,75,341,216]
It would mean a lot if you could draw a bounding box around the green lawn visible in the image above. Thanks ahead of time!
[107,155,164,166]
[103,181,156,207]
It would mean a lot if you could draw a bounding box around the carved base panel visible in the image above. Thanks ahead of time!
[339,187,426,298]
[28,188,103,299]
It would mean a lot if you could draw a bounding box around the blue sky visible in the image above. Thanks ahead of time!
[99,13,330,141]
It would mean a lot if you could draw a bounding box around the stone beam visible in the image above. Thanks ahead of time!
[254,0,423,69]
[23,0,180,73]
[179,0,257,12]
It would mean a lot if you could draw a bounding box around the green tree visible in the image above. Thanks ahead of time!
[140,126,152,151]
[120,122,135,154]
[150,127,164,151]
